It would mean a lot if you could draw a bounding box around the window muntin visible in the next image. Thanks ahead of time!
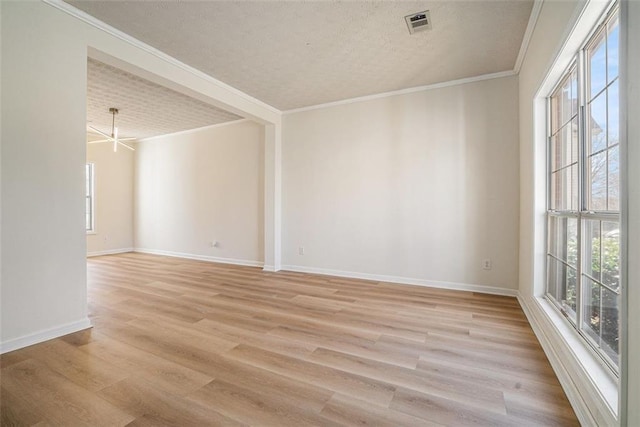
[547,215,579,321]
[549,69,579,212]
[546,6,620,372]
[586,11,620,212]
[86,163,95,232]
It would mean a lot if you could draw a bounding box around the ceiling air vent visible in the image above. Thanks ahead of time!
[405,10,432,34]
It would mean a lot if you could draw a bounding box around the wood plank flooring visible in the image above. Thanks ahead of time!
[1,253,579,426]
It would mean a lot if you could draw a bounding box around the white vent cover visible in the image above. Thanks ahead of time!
[405,10,432,34]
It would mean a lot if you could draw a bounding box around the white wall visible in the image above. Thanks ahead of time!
[135,120,264,265]
[0,1,278,352]
[86,142,135,255]
[282,76,520,293]
[1,1,90,350]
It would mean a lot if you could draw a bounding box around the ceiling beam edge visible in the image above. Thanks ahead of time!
[42,0,282,125]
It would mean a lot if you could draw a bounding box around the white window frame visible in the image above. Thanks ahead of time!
[529,1,623,424]
[545,2,621,375]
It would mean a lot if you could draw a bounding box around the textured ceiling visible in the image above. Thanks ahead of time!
[87,58,241,140]
[71,1,534,111]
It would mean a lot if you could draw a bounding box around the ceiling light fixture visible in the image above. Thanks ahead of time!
[88,107,135,152]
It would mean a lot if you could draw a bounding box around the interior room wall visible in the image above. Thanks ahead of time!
[1,1,90,350]
[282,76,520,294]
[0,0,275,352]
[86,141,135,256]
[134,120,264,266]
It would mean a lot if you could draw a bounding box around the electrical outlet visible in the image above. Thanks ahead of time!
[482,259,492,270]
[298,247,305,255]
[210,241,219,248]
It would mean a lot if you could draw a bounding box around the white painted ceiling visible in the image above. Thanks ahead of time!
[71,1,534,111]
[87,58,241,140]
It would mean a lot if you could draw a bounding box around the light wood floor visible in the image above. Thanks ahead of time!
[1,253,578,426]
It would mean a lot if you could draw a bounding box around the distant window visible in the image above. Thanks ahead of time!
[86,163,95,232]
[546,5,620,372]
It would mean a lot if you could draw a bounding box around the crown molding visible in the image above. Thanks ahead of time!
[44,0,531,117]
[41,0,282,117]
[283,70,517,115]
[514,0,545,73]
[136,119,250,142]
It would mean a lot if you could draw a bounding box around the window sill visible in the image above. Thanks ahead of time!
[86,231,97,235]
[519,294,618,426]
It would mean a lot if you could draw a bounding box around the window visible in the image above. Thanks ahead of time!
[86,163,95,232]
[546,5,620,371]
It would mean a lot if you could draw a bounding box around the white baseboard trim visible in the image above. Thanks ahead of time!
[517,294,618,427]
[87,247,134,257]
[134,248,263,268]
[0,317,92,354]
[281,264,518,297]
[262,264,278,272]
